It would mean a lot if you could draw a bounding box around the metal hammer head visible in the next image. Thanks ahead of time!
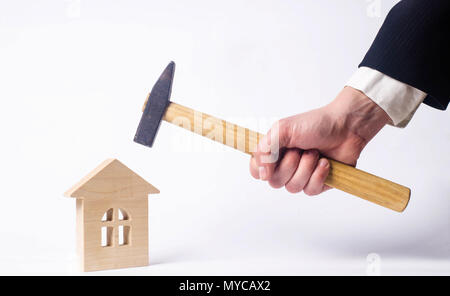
[134,61,175,147]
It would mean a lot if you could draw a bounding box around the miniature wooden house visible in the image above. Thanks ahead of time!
[64,158,159,272]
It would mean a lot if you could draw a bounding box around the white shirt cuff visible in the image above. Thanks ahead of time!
[346,67,427,127]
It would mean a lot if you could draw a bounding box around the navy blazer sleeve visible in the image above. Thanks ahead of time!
[360,0,450,110]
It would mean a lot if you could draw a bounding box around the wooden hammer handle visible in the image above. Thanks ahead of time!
[147,101,411,212]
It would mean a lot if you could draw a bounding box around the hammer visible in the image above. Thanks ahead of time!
[134,62,411,212]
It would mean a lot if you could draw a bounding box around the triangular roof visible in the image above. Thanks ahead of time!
[64,158,159,199]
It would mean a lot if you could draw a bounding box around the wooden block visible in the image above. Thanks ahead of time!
[65,159,159,272]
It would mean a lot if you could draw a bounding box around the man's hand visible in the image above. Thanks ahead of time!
[250,86,390,196]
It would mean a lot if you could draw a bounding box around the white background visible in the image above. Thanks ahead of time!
[0,0,448,275]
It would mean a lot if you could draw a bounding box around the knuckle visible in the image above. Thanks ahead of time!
[249,161,258,178]
[285,150,300,167]
[307,149,319,159]
[269,179,284,189]
[285,184,301,194]
[274,118,286,130]
[250,169,259,179]
[253,153,265,166]
[303,189,313,196]
[304,187,319,196]
[274,118,290,136]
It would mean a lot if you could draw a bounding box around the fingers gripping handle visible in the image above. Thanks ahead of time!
[149,101,411,212]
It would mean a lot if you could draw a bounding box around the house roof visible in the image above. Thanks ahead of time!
[64,158,160,199]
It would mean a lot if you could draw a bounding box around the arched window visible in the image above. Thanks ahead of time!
[118,208,129,221]
[101,208,113,222]
[101,208,131,247]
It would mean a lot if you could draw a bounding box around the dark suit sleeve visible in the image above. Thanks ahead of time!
[360,0,450,110]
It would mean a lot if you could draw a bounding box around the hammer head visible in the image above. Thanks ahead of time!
[134,61,175,147]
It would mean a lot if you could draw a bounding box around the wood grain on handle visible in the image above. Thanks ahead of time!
[145,100,411,212]
[163,102,262,154]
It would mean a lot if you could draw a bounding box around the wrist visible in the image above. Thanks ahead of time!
[328,86,390,144]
